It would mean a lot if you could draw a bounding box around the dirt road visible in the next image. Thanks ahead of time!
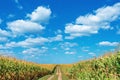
[47,75,54,80]
[57,67,62,80]
[47,66,62,80]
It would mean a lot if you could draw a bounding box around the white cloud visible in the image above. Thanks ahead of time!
[18,5,23,10]
[7,6,52,36]
[41,46,48,50]
[52,47,57,50]
[76,3,120,25]
[0,37,8,42]
[0,50,14,57]
[65,51,76,55]
[65,2,120,39]
[57,29,62,34]
[7,20,44,35]
[27,6,51,23]
[0,44,12,49]
[64,48,70,51]
[8,14,15,18]
[22,48,47,54]
[5,34,63,48]
[88,52,96,56]
[0,29,11,37]
[60,42,78,48]
[99,41,119,46]
[5,42,18,48]
[6,6,52,37]
[50,34,63,42]
[88,52,95,55]
[81,47,89,52]
[14,0,23,10]
[60,42,78,51]
[6,37,49,48]
[0,45,6,49]
[78,56,82,58]
[55,29,62,34]
[65,24,98,39]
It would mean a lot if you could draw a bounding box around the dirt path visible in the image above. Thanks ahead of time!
[57,67,62,80]
[47,66,62,80]
[47,75,54,80]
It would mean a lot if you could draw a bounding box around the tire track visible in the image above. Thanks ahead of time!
[57,67,62,80]
[47,75,54,80]
[47,66,62,80]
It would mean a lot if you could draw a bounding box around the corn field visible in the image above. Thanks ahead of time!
[0,56,54,80]
[1,52,120,80]
[68,52,120,80]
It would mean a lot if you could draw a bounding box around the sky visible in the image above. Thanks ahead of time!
[0,0,120,64]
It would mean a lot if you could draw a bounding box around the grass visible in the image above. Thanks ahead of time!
[38,75,51,80]
[62,73,69,80]
[59,65,72,80]
[52,75,58,80]
[38,65,58,80]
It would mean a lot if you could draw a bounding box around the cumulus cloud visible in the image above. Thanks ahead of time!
[0,45,6,49]
[0,50,15,57]
[7,6,52,36]
[78,56,82,58]
[6,37,49,48]
[65,51,76,55]
[22,48,47,54]
[0,29,11,37]
[52,47,57,50]
[65,2,120,39]
[27,6,51,23]
[0,37,8,42]
[50,34,63,42]
[99,41,119,46]
[59,42,78,51]
[64,48,70,51]
[60,42,78,48]
[88,52,96,56]
[5,34,63,48]
[65,24,98,39]
[7,20,44,35]
[41,46,48,50]
[55,29,62,35]
[81,47,89,52]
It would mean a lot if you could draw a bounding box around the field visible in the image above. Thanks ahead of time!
[0,56,55,80]
[0,51,120,80]
[66,51,120,80]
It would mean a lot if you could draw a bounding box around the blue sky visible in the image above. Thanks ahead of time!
[0,0,120,64]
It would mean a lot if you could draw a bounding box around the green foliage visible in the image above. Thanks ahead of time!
[0,57,52,80]
[68,52,120,80]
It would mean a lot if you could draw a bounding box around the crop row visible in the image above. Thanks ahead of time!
[0,56,54,80]
[67,52,120,80]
